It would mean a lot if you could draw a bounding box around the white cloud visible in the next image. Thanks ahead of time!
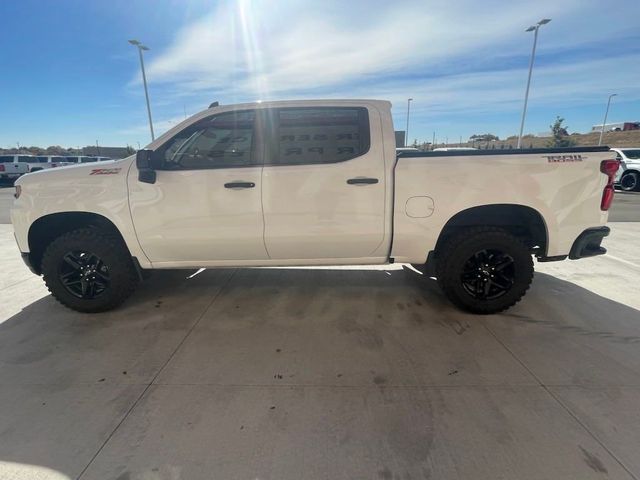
[123,0,640,141]
[142,0,534,94]
[143,0,637,97]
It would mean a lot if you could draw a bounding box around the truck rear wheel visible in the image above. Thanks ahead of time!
[41,228,138,313]
[436,227,533,314]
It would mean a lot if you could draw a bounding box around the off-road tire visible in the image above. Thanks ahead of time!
[436,227,534,314]
[41,228,138,313]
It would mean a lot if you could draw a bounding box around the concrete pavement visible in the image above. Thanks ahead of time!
[0,223,639,479]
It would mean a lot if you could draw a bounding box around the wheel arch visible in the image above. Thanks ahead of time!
[27,212,130,274]
[434,204,548,257]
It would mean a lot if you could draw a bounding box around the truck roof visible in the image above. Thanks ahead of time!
[206,99,392,111]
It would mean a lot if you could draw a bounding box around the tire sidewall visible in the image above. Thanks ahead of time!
[440,232,533,314]
[620,172,639,192]
[42,230,135,312]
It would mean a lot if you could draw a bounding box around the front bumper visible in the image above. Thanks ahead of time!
[569,226,610,260]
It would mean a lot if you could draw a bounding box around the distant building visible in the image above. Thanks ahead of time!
[82,146,135,159]
[591,122,640,132]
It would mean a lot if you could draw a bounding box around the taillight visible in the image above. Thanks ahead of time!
[600,159,620,211]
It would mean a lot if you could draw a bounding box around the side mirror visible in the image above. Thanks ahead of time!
[136,149,157,184]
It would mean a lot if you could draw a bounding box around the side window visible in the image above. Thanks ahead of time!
[271,107,370,165]
[159,110,256,170]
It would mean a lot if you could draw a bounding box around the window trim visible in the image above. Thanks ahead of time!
[153,109,262,171]
[263,106,371,167]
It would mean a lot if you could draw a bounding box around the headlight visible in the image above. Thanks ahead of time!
[14,185,21,199]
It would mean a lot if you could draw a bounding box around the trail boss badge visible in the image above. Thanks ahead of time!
[545,155,585,163]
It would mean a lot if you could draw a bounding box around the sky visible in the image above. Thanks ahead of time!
[0,0,639,148]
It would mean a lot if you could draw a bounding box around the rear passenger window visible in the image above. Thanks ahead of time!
[271,107,369,165]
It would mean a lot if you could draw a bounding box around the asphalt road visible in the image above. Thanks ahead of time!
[609,190,640,222]
[1,185,639,225]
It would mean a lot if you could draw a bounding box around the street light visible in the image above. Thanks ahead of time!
[598,93,617,146]
[128,39,155,141]
[517,18,551,149]
[406,98,413,147]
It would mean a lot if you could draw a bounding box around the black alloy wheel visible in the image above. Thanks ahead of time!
[461,249,515,300]
[58,250,110,299]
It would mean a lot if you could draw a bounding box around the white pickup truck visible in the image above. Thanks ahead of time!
[11,99,619,314]
[612,147,640,192]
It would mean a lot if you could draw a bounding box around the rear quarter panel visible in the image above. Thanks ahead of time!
[391,151,613,263]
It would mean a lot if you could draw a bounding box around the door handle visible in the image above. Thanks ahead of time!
[224,181,255,189]
[347,177,379,185]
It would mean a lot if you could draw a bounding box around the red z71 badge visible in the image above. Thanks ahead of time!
[90,168,121,175]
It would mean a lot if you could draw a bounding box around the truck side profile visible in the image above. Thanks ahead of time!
[11,99,618,314]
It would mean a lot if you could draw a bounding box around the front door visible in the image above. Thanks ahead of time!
[261,106,387,260]
[128,110,268,265]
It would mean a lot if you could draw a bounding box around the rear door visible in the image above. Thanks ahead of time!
[261,106,386,260]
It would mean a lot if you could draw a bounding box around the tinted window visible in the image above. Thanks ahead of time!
[622,149,640,159]
[80,157,97,163]
[18,156,34,162]
[271,107,369,165]
[37,156,49,163]
[0,156,15,163]
[160,111,256,170]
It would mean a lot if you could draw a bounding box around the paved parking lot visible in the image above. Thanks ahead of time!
[0,187,639,479]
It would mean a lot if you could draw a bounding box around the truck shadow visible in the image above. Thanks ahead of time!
[0,268,639,479]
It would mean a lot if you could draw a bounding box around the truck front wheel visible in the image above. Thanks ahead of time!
[41,228,139,313]
[436,227,533,314]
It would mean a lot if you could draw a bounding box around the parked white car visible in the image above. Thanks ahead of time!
[0,155,30,182]
[11,99,619,314]
[611,148,640,192]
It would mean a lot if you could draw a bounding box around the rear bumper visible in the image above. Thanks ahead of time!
[569,226,610,260]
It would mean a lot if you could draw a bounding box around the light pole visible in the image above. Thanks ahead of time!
[129,39,155,141]
[406,98,413,147]
[517,18,551,149]
[598,93,617,146]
